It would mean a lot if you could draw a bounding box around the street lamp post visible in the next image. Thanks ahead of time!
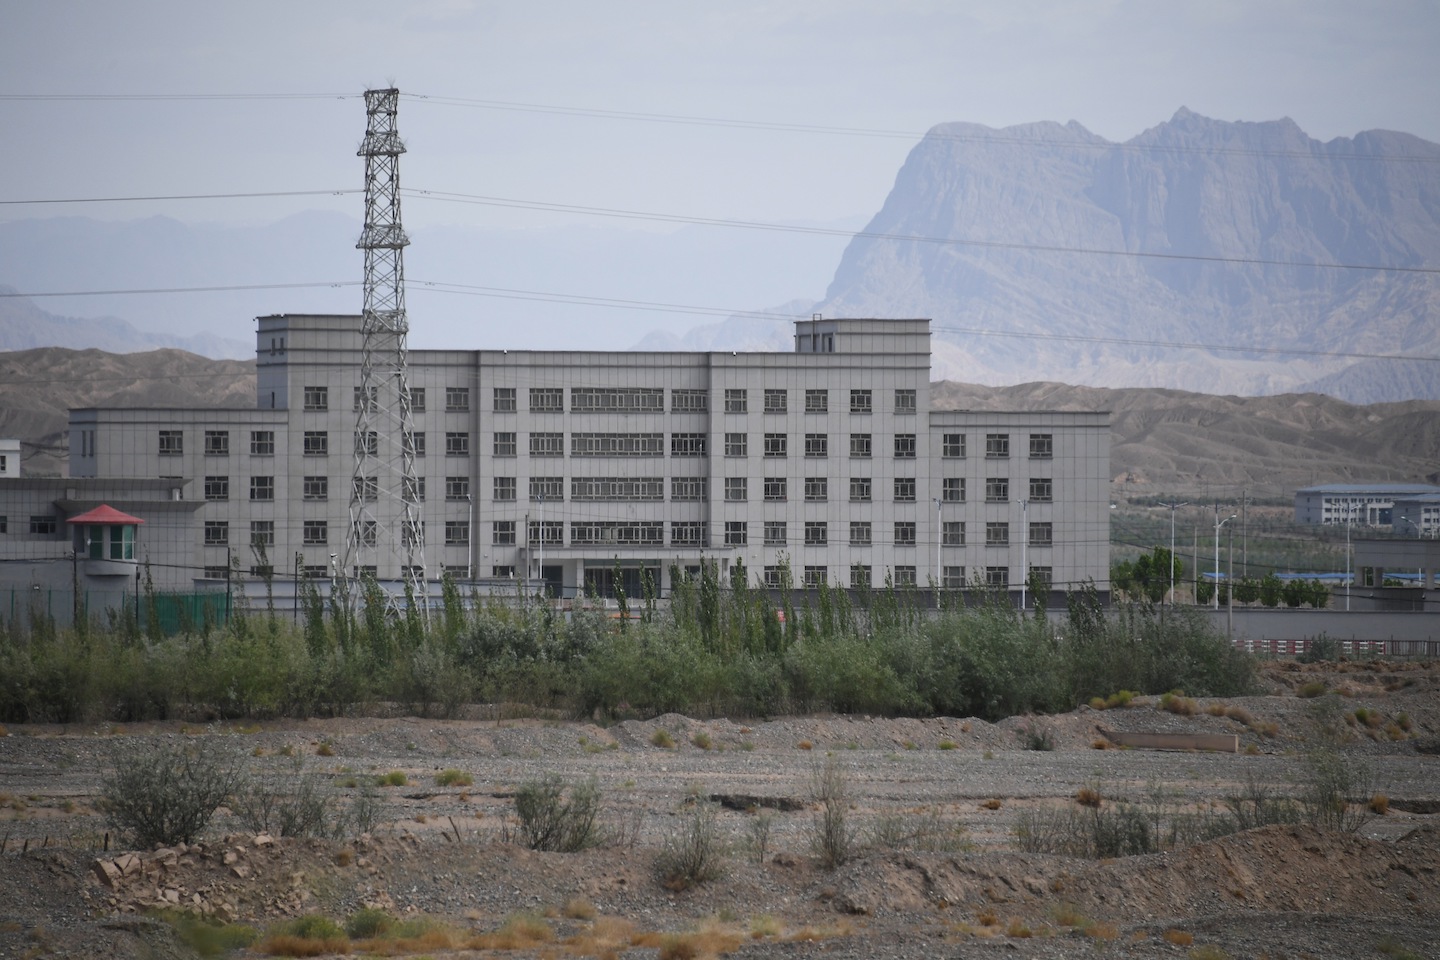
[934,498,942,609]
[1159,500,1189,605]
[1214,507,1237,611]
[1020,499,1029,611]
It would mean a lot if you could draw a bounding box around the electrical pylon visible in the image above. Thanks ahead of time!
[343,87,426,601]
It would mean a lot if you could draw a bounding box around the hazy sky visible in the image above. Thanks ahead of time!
[3,0,1438,347]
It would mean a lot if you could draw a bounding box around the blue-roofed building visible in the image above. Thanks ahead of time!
[1294,483,1440,527]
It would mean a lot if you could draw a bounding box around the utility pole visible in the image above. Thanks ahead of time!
[934,498,942,610]
[1158,501,1189,606]
[1214,506,1236,610]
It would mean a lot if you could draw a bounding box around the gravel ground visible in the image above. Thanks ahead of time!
[1,659,1438,959]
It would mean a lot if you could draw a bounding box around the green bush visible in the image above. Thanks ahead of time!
[101,738,242,848]
[514,775,602,852]
[655,800,726,890]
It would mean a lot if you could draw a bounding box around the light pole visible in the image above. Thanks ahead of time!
[1159,500,1189,605]
[934,498,942,609]
[1020,499,1029,611]
[537,493,545,599]
[1214,507,1236,610]
[466,493,474,581]
[1345,508,1353,611]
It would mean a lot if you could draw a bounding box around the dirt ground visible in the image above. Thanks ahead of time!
[2,659,1438,959]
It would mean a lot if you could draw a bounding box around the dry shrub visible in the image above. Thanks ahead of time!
[470,912,552,950]
[1006,918,1032,938]
[650,729,675,749]
[377,771,407,787]
[1075,786,1102,808]
[436,769,473,787]
[981,798,1003,810]
[1224,706,1253,725]
[975,908,999,927]
[258,933,350,956]
[797,740,813,751]
[656,801,726,891]
[691,731,712,750]
[1369,794,1390,815]
[315,741,335,757]
[750,915,782,938]
[657,927,745,960]
[562,897,596,920]
[1088,923,1119,940]
[1163,928,1194,946]
[565,916,635,957]
[1159,692,1197,716]
[1297,681,1327,698]
[1091,738,1113,750]
[1205,703,1227,717]
[1252,720,1279,737]
[333,849,354,867]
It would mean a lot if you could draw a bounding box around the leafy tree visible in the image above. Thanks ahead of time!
[1234,576,1260,605]
[1258,573,1283,608]
[1309,581,1331,609]
[1282,578,1308,608]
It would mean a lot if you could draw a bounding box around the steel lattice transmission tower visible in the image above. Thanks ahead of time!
[343,88,426,598]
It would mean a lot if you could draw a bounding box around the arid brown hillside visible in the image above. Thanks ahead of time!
[934,380,1440,499]
[0,347,255,476]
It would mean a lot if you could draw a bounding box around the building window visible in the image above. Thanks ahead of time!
[943,566,966,588]
[725,521,747,546]
[943,521,965,546]
[203,566,228,580]
[530,476,563,501]
[986,522,1010,546]
[895,389,916,414]
[763,433,787,458]
[672,521,706,546]
[943,477,965,502]
[204,430,229,457]
[571,387,664,412]
[763,477,787,501]
[724,388,747,413]
[894,477,916,502]
[850,389,872,414]
[804,477,828,502]
[404,476,426,502]
[490,432,516,457]
[763,565,784,588]
[986,566,1009,587]
[570,476,664,501]
[805,389,828,413]
[805,433,828,458]
[250,565,275,578]
[444,520,470,546]
[204,476,229,501]
[671,388,707,412]
[444,432,470,457]
[0,515,5,533]
[303,520,328,545]
[1029,522,1053,546]
[725,477,748,502]
[528,520,563,545]
[985,433,1010,459]
[354,431,378,456]
[249,476,275,501]
[725,433,748,457]
[494,477,517,501]
[303,476,328,500]
[894,565,917,587]
[849,521,871,546]
[521,387,558,412]
[671,476,708,501]
[529,432,564,457]
[1029,434,1053,459]
[353,519,377,547]
[671,433,707,457]
[803,565,826,588]
[849,434,872,458]
[405,387,425,412]
[493,520,516,545]
[303,431,328,456]
[763,521,787,546]
[353,386,377,413]
[353,475,378,502]
[943,433,966,458]
[250,520,275,548]
[1029,566,1052,590]
[894,521,916,546]
[570,521,664,545]
[488,564,512,578]
[850,564,872,589]
[571,432,664,457]
[849,477,872,502]
[158,430,183,456]
[408,431,427,458]
[445,476,470,500]
[894,434,916,459]
[764,389,787,413]
[804,521,828,546]
[985,478,1010,503]
[1029,478,1053,502]
[204,521,229,545]
[303,386,328,411]
[493,387,516,412]
[446,386,471,412]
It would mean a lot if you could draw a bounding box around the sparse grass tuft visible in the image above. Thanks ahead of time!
[691,731,712,750]
[1188,946,1233,960]
[981,798,1003,810]
[798,740,813,751]
[1378,935,1424,960]
[1159,691,1197,715]
[1006,917,1032,938]
[650,729,675,749]
[1091,738,1112,750]
[376,771,407,787]
[937,740,958,751]
[1075,786,1102,808]
[1369,793,1390,815]
[1297,681,1327,698]
[436,769,473,787]
[562,897,596,920]
[1163,928,1194,946]
[315,741,334,757]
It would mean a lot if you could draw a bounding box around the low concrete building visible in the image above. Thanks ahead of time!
[1293,483,1440,527]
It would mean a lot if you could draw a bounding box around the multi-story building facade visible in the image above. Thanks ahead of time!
[60,313,1109,601]
[1293,483,1440,528]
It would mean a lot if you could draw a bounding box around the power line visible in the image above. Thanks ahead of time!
[0,93,354,102]
[0,189,359,206]
[403,94,1440,166]
[403,188,1440,276]
[0,281,361,299]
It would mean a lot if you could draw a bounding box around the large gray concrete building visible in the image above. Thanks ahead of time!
[12,313,1110,606]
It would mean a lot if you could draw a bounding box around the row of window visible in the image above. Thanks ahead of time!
[204,519,475,548]
[199,473,1055,505]
[471,519,1054,549]
[3,515,57,535]
[301,386,472,413]
[491,387,918,415]
[161,428,1053,463]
